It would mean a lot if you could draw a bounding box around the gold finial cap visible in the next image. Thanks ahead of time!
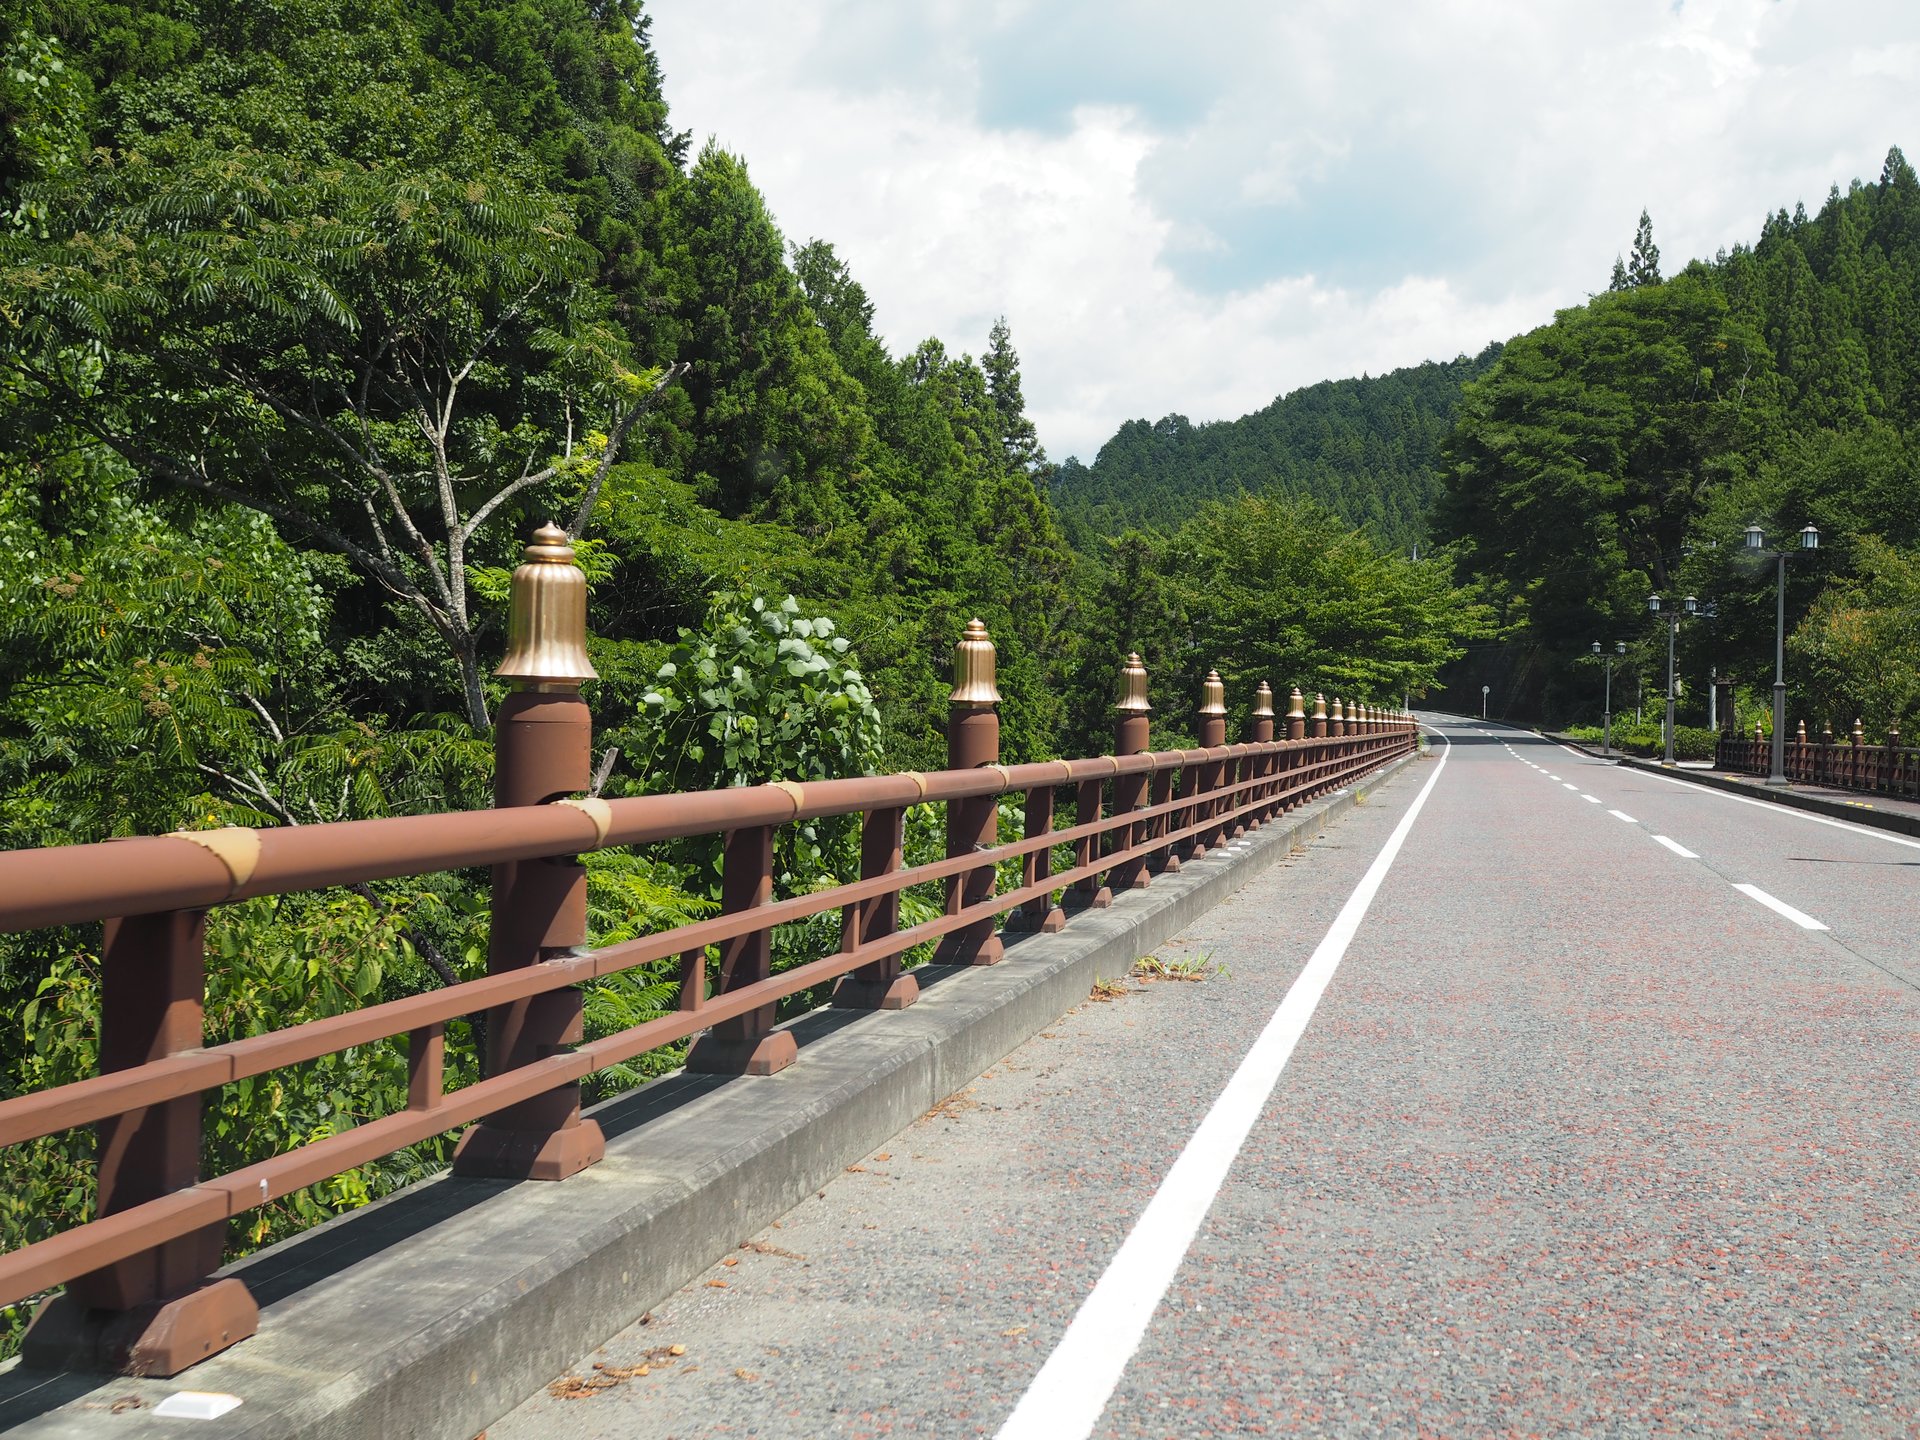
[1115,652,1151,714]
[1331,697,1344,721]
[1287,687,1306,720]
[496,523,597,686]
[1312,691,1327,720]
[950,618,1000,706]
[1199,669,1226,716]
[1253,681,1274,718]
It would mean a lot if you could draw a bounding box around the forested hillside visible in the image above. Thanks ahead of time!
[1436,156,1920,730]
[0,0,1486,1323]
[1053,350,1500,549]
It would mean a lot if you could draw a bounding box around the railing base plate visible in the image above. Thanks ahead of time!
[21,1277,258,1378]
[451,1117,605,1181]
[685,1029,798,1077]
[833,973,920,1012]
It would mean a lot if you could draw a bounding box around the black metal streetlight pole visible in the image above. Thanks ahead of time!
[1592,640,1626,755]
[1647,594,1698,763]
[1744,521,1820,785]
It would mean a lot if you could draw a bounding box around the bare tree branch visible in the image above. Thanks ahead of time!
[567,363,688,539]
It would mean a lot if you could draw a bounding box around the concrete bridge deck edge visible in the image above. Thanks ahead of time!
[0,751,1417,1440]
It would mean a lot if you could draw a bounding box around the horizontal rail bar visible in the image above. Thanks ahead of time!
[0,733,1409,931]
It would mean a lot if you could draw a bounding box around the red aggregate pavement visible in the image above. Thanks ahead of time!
[494,716,1920,1438]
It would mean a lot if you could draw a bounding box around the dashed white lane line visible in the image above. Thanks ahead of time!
[1609,810,1638,823]
[1581,795,1601,804]
[1733,883,1829,931]
[994,732,1454,1440]
[1562,783,1579,790]
[1548,775,1562,781]
[1653,835,1698,858]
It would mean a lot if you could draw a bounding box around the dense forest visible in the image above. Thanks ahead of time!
[1436,167,1920,733]
[0,0,1486,1329]
[1054,350,1500,551]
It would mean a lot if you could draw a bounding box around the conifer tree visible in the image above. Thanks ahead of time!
[983,317,1048,477]
[1628,209,1662,287]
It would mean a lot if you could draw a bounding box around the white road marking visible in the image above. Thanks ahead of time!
[1548,775,1561,781]
[1609,810,1637,823]
[1581,795,1601,804]
[1653,835,1698,858]
[994,730,1454,1440]
[1732,883,1829,931]
[1633,768,1920,852]
[1562,783,1579,790]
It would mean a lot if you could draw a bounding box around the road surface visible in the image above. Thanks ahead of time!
[491,716,1920,1437]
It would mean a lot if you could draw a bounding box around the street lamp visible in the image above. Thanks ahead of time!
[1744,520,1820,785]
[1591,640,1627,755]
[1647,594,1699,763]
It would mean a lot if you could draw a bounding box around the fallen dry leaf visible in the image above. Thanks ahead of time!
[844,1163,867,1173]
[705,1279,730,1289]
[668,1344,687,1357]
[111,1397,145,1415]
[734,1368,759,1381]
[740,1240,805,1260]
[874,1152,891,1161]
[721,1256,739,1267]
[1003,1325,1029,1337]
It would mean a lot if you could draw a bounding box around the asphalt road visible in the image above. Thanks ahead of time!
[489,716,1920,1438]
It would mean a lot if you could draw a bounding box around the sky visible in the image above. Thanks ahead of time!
[649,1,1920,462]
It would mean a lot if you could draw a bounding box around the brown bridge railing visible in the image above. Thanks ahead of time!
[1716,716,1920,800]
[0,526,1418,1377]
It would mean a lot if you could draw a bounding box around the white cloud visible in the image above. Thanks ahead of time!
[648,1,1920,460]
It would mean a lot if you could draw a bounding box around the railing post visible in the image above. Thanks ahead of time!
[22,911,259,1375]
[685,822,795,1074]
[935,620,1004,965]
[1191,669,1228,858]
[1110,652,1154,893]
[835,805,920,1009]
[1010,778,1068,932]
[454,525,607,1176]
[1240,682,1275,835]
[1309,692,1329,800]
[1279,686,1306,813]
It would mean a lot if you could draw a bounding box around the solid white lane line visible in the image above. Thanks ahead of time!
[1653,835,1698,858]
[1609,810,1637,823]
[1581,795,1601,804]
[1633,767,1920,852]
[994,730,1455,1440]
[1733,883,1829,931]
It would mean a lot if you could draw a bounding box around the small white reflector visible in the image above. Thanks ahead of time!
[153,1393,244,1420]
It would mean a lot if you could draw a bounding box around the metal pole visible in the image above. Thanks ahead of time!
[1602,659,1613,757]
[1769,552,1789,785]
[1664,620,1677,763]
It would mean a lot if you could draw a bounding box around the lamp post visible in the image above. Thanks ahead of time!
[1591,640,1626,756]
[1743,521,1820,785]
[1646,593,1698,764]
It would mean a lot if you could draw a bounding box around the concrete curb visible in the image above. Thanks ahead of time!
[0,752,1419,1440]
[1538,730,1920,839]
